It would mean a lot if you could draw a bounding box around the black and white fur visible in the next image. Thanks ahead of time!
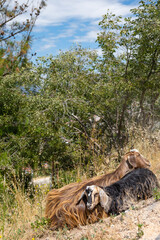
[77,168,159,215]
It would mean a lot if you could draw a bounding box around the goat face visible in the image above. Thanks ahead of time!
[125,149,151,170]
[77,185,101,210]
[77,185,111,212]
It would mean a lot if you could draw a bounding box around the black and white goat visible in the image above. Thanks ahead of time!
[77,168,159,215]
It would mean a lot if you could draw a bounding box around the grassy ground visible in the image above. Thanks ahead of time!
[0,130,160,240]
[40,197,160,240]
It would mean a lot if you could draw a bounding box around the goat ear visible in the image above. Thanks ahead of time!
[127,154,137,168]
[76,191,86,205]
[99,189,109,209]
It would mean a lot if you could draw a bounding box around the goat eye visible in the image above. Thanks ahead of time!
[94,193,99,199]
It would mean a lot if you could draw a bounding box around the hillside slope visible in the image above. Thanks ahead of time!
[38,151,160,240]
[39,194,160,240]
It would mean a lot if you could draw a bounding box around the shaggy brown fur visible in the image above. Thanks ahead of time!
[45,150,150,229]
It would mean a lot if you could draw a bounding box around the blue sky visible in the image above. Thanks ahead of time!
[22,0,140,58]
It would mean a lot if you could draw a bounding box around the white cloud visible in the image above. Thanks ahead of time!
[42,43,56,50]
[74,30,99,43]
[10,0,139,54]
[53,25,78,39]
[36,0,137,26]
[41,38,56,50]
[10,0,138,29]
[38,24,78,50]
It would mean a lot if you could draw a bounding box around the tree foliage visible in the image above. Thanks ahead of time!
[0,0,160,189]
[96,0,160,150]
[0,0,46,75]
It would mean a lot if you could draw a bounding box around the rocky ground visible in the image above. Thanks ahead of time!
[39,197,160,240]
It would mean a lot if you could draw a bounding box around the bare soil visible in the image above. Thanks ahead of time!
[39,196,160,240]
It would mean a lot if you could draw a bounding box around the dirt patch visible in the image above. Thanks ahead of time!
[39,197,160,240]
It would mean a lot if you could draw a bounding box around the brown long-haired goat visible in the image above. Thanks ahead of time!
[45,149,151,229]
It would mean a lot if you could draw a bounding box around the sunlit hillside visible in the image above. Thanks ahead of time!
[0,129,160,240]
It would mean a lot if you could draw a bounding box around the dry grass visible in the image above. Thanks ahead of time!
[0,184,49,240]
[124,127,160,175]
[0,128,160,240]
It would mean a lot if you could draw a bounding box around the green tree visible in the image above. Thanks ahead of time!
[96,0,160,152]
[0,0,47,187]
[0,0,47,75]
[1,0,160,191]
[32,48,101,179]
[130,0,160,125]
